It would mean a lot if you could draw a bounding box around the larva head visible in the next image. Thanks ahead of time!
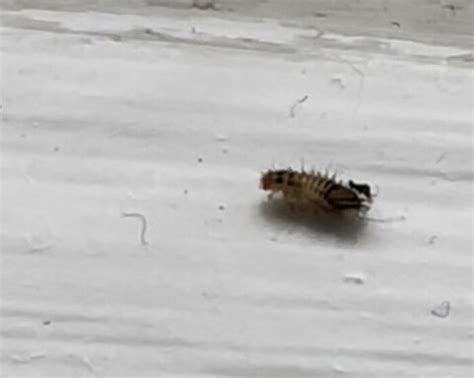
[348,180,372,202]
[260,170,275,190]
[260,170,287,191]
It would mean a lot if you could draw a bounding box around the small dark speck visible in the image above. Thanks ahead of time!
[343,274,365,285]
[436,153,446,164]
[442,4,459,15]
[391,21,401,28]
[197,157,203,163]
[184,189,188,195]
[428,235,438,245]
[54,146,59,152]
[191,0,217,11]
[43,320,51,326]
[313,12,328,18]
[431,301,450,318]
[240,37,254,43]
[218,205,225,211]
[202,291,218,300]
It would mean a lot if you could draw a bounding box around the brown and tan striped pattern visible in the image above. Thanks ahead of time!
[260,169,372,212]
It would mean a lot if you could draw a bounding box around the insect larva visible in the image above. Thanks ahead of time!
[259,168,372,214]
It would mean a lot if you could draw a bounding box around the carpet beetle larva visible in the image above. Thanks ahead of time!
[260,168,373,214]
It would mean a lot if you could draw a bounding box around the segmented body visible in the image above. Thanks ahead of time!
[260,168,372,212]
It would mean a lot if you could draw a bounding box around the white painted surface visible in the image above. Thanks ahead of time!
[1,1,473,377]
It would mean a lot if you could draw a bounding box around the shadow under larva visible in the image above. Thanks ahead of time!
[258,199,370,245]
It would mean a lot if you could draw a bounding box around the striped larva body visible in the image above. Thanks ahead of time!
[260,168,372,213]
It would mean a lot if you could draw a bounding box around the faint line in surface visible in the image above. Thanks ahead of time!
[289,95,309,118]
[121,212,149,245]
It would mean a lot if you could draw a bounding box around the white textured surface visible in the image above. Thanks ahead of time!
[1,1,473,377]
